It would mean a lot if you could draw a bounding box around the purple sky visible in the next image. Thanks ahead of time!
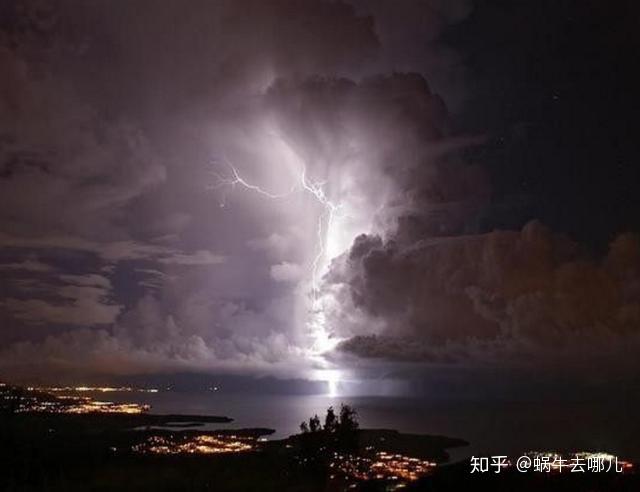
[2,0,640,394]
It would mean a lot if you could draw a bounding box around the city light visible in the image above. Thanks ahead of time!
[30,385,159,393]
[1,384,150,414]
[329,449,436,489]
[133,434,256,455]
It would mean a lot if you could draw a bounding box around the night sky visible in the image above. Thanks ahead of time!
[449,0,640,249]
[1,0,640,396]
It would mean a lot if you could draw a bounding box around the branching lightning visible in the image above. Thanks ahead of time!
[209,164,298,201]
[209,158,341,305]
[209,157,346,395]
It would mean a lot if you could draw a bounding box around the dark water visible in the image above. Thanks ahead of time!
[97,391,640,461]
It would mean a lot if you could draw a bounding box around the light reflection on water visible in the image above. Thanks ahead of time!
[84,391,640,461]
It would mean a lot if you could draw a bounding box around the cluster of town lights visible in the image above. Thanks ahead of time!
[14,396,149,414]
[330,449,436,489]
[133,434,256,455]
[1,384,150,414]
[28,385,158,393]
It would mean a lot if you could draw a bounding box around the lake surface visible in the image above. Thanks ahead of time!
[92,391,640,461]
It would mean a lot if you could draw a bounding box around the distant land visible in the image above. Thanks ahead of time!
[1,381,637,491]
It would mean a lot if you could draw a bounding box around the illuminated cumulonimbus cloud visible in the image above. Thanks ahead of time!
[210,74,454,392]
[13,0,637,389]
[0,0,482,388]
[233,75,640,388]
[0,0,389,382]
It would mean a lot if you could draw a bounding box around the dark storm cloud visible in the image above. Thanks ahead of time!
[352,0,472,107]
[326,222,640,377]
[1,272,120,326]
[9,0,627,386]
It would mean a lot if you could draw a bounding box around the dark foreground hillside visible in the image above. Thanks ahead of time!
[1,411,638,492]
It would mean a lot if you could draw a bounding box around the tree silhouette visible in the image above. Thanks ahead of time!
[338,404,358,433]
[336,404,359,451]
[298,404,359,452]
[309,414,321,433]
[324,406,337,433]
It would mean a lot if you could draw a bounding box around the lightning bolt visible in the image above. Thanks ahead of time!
[298,167,341,304]
[209,158,340,306]
[208,163,298,202]
[209,157,344,393]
